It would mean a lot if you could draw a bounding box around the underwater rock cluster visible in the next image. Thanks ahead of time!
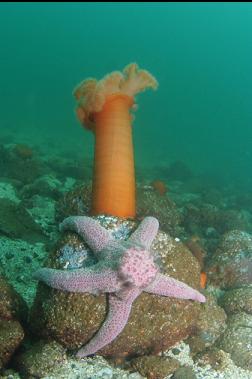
[0,137,252,378]
[204,230,252,370]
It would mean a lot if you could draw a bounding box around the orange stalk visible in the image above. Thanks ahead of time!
[92,94,135,217]
[74,63,158,218]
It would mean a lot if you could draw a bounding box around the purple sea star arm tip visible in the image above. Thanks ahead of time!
[59,216,112,254]
[34,267,120,294]
[76,287,141,358]
[145,273,206,303]
[128,216,159,249]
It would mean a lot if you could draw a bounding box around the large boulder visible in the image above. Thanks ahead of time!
[207,230,252,289]
[0,275,26,369]
[218,312,252,370]
[0,198,46,243]
[221,286,252,315]
[30,217,204,358]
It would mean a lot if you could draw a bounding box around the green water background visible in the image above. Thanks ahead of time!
[0,2,251,188]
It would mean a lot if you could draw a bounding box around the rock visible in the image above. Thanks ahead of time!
[184,237,206,270]
[207,230,252,289]
[0,276,27,321]
[0,368,21,378]
[0,238,47,306]
[30,217,204,358]
[24,195,57,241]
[0,198,46,243]
[17,354,144,379]
[56,184,182,236]
[136,185,182,236]
[0,144,45,184]
[131,355,179,379]
[21,175,62,200]
[186,295,226,354]
[172,366,196,379]
[0,276,25,370]
[12,144,33,159]
[0,177,23,190]
[201,188,223,207]
[195,347,232,371]
[221,286,252,315]
[0,320,24,371]
[15,340,66,378]
[55,184,91,223]
[218,312,252,370]
[183,204,250,237]
[46,156,91,181]
[0,182,20,203]
[216,209,251,234]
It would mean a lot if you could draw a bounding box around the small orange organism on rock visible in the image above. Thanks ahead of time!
[13,144,33,159]
[151,180,168,196]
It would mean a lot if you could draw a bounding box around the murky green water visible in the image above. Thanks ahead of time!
[0,2,251,188]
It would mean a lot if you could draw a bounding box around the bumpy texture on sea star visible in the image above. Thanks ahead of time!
[34,216,205,358]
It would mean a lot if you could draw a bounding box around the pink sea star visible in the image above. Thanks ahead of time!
[34,216,205,358]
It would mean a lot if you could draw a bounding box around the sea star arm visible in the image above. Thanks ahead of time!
[34,267,120,294]
[128,216,159,249]
[76,287,141,357]
[59,216,112,254]
[144,273,206,303]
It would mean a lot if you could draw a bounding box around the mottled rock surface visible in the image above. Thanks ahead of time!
[0,198,46,243]
[172,366,197,379]
[131,355,179,379]
[0,276,26,370]
[221,286,252,315]
[207,230,252,289]
[218,312,252,370]
[187,294,227,354]
[15,340,66,378]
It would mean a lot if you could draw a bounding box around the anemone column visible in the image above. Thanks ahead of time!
[74,63,158,218]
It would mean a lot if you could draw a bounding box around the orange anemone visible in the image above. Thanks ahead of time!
[151,180,168,196]
[200,272,207,289]
[74,63,158,218]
